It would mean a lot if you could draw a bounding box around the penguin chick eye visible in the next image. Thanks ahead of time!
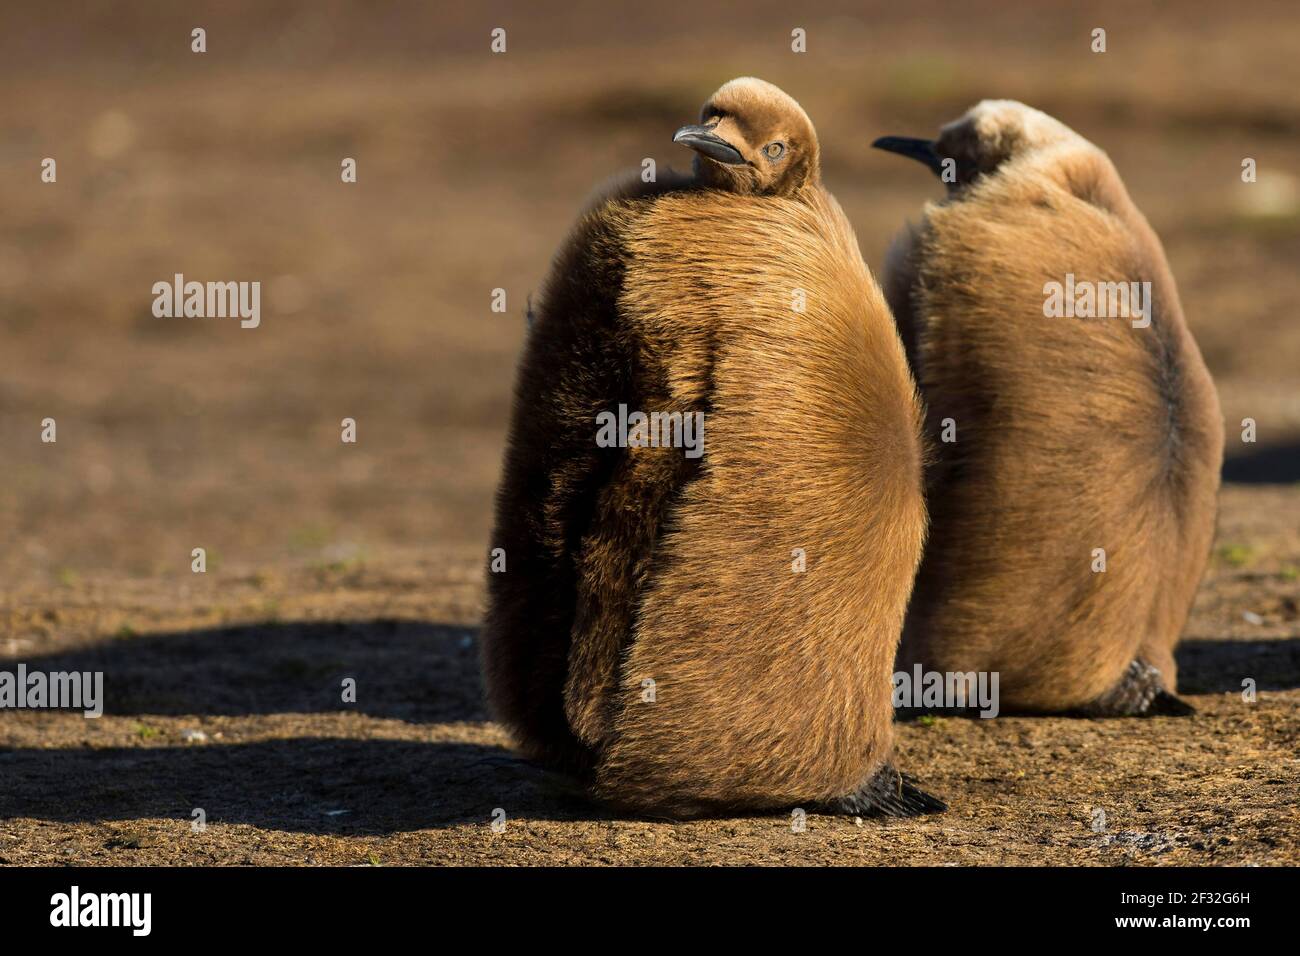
[764,142,786,161]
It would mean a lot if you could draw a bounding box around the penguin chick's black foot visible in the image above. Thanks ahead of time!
[824,763,948,817]
[1078,659,1196,718]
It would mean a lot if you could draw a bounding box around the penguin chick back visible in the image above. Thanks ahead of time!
[481,172,692,776]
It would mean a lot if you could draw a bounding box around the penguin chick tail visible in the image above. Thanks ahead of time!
[1145,689,1197,717]
[1076,659,1197,718]
[823,763,948,818]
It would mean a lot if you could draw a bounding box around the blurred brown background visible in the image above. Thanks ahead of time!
[1,0,1297,585]
[0,1,1296,865]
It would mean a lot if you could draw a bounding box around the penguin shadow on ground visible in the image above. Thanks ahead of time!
[1175,636,1300,694]
[1222,441,1300,483]
[0,621,609,833]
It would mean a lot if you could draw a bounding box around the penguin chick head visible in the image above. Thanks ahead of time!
[874,99,1083,193]
[673,77,820,196]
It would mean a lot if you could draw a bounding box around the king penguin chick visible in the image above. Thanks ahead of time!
[482,77,943,817]
[874,100,1224,716]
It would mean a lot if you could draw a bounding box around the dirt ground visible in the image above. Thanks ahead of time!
[1,1,1298,865]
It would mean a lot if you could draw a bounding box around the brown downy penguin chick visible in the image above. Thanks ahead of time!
[874,101,1223,716]
[483,77,943,817]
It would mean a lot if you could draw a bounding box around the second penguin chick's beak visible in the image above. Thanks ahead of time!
[872,135,945,177]
[673,123,747,165]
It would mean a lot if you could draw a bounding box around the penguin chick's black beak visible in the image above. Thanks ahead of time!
[872,135,945,177]
[673,124,746,165]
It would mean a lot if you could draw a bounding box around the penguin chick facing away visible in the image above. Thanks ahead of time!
[482,78,943,818]
[875,101,1223,717]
